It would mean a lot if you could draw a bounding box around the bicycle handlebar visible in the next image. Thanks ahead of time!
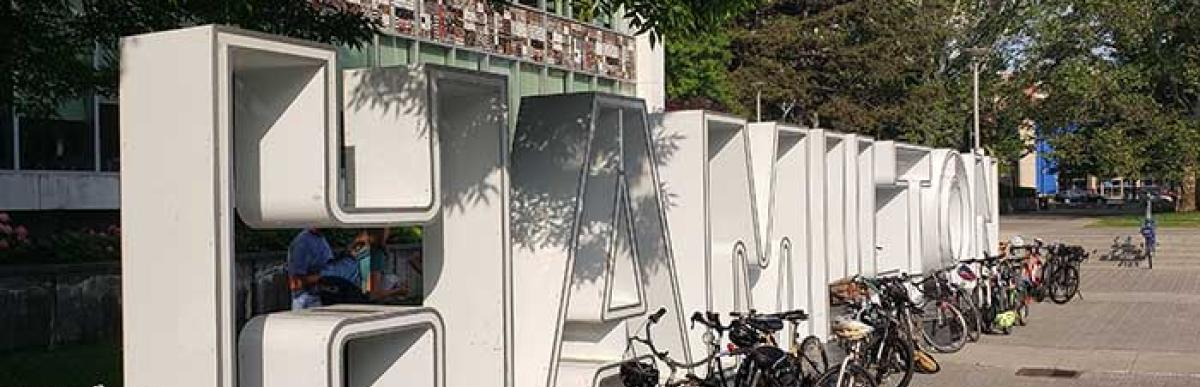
[631,307,721,370]
[649,307,667,324]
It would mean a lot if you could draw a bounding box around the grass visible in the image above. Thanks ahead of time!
[1087,211,1200,228]
[0,342,121,387]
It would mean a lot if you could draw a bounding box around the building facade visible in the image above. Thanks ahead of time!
[0,0,663,211]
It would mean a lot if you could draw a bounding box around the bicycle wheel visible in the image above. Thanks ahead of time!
[799,335,829,377]
[816,363,878,387]
[991,286,1011,335]
[1053,265,1080,304]
[871,333,914,387]
[919,302,967,353]
[954,287,982,342]
[974,286,996,334]
[1013,288,1029,326]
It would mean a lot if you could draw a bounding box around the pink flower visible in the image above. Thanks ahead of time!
[0,223,11,235]
[0,213,9,223]
[14,226,28,241]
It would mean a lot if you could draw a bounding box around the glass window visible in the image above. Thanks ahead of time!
[519,63,541,96]
[454,50,481,70]
[1,107,12,169]
[597,78,616,93]
[419,44,448,65]
[99,103,119,171]
[620,82,636,96]
[487,57,514,75]
[546,69,567,94]
[18,115,94,171]
[338,43,374,69]
[379,35,411,67]
[572,74,593,92]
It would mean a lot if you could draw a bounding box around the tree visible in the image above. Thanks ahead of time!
[665,29,740,112]
[1017,0,1200,210]
[723,0,1033,155]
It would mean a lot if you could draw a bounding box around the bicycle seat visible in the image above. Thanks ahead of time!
[771,309,809,323]
[747,315,785,332]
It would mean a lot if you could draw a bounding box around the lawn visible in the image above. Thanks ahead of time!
[1088,211,1200,228]
[0,342,121,387]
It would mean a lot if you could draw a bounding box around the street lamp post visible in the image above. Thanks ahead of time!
[973,59,981,154]
[753,81,765,122]
[965,47,990,157]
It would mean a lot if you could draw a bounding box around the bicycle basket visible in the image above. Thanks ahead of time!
[619,360,659,387]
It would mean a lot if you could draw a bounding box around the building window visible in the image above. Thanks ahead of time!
[454,50,481,70]
[519,63,541,96]
[620,82,635,96]
[1,107,12,170]
[419,44,449,65]
[516,0,539,7]
[572,74,592,92]
[546,69,567,94]
[338,43,374,69]
[379,35,411,67]
[99,103,119,171]
[597,78,616,93]
[18,116,94,171]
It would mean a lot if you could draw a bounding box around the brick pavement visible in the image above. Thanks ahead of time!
[917,213,1200,387]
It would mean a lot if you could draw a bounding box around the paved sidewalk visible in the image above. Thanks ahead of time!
[918,214,1200,387]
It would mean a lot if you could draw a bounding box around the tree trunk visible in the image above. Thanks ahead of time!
[1179,164,1197,212]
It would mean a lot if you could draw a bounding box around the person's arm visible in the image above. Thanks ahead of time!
[287,238,323,292]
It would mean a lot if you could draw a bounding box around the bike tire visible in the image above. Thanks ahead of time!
[975,286,997,334]
[955,287,982,342]
[816,363,879,387]
[1014,289,1030,326]
[920,303,968,353]
[799,335,829,377]
[1056,265,1080,304]
[880,333,915,387]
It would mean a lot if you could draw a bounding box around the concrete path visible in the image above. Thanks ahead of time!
[919,213,1200,387]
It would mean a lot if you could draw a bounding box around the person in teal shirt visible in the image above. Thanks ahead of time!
[325,229,405,302]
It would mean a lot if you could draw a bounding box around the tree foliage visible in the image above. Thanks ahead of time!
[722,0,1034,163]
[664,29,739,112]
[1016,0,1200,209]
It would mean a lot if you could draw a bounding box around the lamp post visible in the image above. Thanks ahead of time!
[754,81,766,122]
[964,47,990,156]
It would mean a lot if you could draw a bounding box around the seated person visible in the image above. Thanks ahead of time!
[287,228,332,310]
[317,229,405,305]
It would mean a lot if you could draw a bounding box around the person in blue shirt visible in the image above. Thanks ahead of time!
[287,228,333,310]
[318,229,406,305]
